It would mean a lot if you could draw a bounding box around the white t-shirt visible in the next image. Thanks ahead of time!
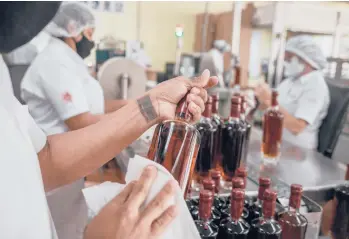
[0,56,57,238]
[21,38,104,239]
[278,70,330,149]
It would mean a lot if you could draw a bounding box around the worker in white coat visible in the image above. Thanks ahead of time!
[20,3,130,238]
[254,35,330,149]
[0,2,217,238]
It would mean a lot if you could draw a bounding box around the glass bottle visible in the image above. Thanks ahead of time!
[211,94,224,172]
[239,95,252,166]
[221,177,249,222]
[262,90,284,165]
[278,184,308,239]
[200,178,222,225]
[235,167,250,208]
[330,185,349,239]
[222,96,247,189]
[210,169,226,210]
[193,96,217,189]
[147,96,201,197]
[247,177,271,224]
[218,189,250,239]
[248,189,282,239]
[194,190,219,239]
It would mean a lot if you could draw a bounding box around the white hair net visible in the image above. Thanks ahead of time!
[44,2,95,38]
[285,35,327,70]
[213,40,231,53]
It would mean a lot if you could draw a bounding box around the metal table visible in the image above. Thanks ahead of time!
[246,129,348,202]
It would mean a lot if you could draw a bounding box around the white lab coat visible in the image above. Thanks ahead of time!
[0,56,58,238]
[278,70,330,149]
[21,37,105,239]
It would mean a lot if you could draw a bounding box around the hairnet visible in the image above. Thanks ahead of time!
[213,40,231,52]
[44,2,95,38]
[285,35,327,70]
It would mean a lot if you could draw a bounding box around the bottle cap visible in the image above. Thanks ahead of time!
[211,94,219,114]
[263,189,277,218]
[271,90,279,107]
[232,177,245,189]
[230,189,245,221]
[202,178,215,193]
[199,189,213,220]
[258,177,271,200]
[290,184,303,209]
[210,170,221,193]
[211,94,219,101]
[202,96,212,118]
[236,167,248,178]
[231,96,241,105]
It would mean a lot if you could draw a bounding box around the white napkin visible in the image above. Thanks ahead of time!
[83,155,200,239]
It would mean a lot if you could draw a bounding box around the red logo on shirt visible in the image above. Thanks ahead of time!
[62,92,72,102]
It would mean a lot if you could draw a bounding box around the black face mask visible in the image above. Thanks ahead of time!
[76,35,95,59]
[0,2,61,53]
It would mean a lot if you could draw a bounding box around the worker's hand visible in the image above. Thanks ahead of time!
[148,69,218,123]
[254,82,272,110]
[84,165,178,239]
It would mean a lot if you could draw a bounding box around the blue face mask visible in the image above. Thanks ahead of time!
[283,56,305,78]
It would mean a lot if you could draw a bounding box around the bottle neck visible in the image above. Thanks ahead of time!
[230,199,244,221]
[271,92,278,107]
[199,201,212,221]
[258,185,269,201]
[262,200,275,220]
[212,100,219,115]
[203,103,212,118]
[175,97,191,122]
[289,193,302,212]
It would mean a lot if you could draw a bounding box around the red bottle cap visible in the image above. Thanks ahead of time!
[230,189,245,221]
[211,94,219,114]
[240,95,246,114]
[258,177,271,200]
[202,96,213,118]
[271,90,279,107]
[230,96,241,118]
[236,167,247,188]
[210,170,221,193]
[289,184,303,209]
[199,189,213,220]
[262,189,277,218]
[202,178,215,193]
[232,177,245,189]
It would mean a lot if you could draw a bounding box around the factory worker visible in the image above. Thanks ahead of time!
[0,2,217,238]
[199,39,231,88]
[254,35,330,149]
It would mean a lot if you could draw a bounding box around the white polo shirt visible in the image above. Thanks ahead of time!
[278,70,330,149]
[21,37,104,239]
[0,56,57,238]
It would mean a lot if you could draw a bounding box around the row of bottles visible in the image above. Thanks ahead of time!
[187,170,308,239]
[193,94,252,191]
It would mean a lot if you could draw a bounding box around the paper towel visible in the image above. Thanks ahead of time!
[83,155,201,239]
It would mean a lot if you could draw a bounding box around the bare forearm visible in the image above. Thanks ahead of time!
[279,107,306,135]
[104,99,129,113]
[39,99,157,191]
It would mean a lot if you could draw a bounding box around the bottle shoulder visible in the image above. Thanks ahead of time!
[278,211,308,226]
[220,218,250,234]
[251,218,282,234]
[195,221,219,237]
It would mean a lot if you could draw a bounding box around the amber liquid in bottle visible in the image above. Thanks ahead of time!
[218,189,250,239]
[222,97,246,187]
[248,189,282,239]
[211,94,224,173]
[262,90,284,165]
[147,97,200,197]
[278,184,308,239]
[193,97,216,185]
[194,190,219,239]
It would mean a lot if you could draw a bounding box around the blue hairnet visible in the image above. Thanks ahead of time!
[285,35,327,70]
[44,2,95,38]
